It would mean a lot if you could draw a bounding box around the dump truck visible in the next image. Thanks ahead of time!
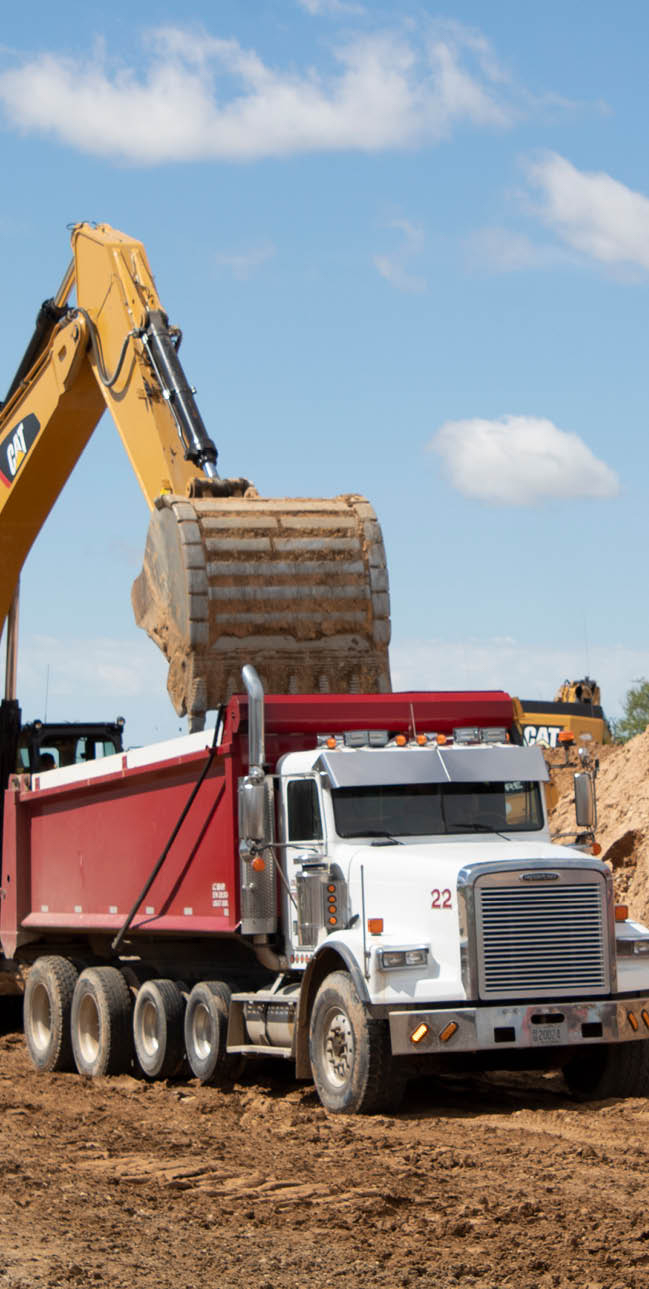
[4,666,649,1112]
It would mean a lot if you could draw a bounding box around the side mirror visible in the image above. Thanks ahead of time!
[574,771,596,830]
[238,776,267,858]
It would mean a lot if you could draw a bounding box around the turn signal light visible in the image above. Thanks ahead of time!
[439,1021,458,1043]
[615,905,629,922]
[591,842,602,856]
[558,729,575,744]
[410,1023,429,1045]
[251,857,266,872]
[368,918,383,935]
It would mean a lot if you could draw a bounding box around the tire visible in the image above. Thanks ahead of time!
[184,981,242,1085]
[563,1039,649,1099]
[309,970,396,1114]
[24,956,79,1073]
[71,966,134,1077]
[133,979,185,1080]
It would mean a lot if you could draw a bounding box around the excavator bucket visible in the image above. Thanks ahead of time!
[132,493,391,729]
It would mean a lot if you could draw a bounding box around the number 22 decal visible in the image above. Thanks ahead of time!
[431,888,452,909]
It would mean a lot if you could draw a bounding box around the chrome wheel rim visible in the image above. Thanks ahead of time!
[322,1006,354,1087]
[192,1001,213,1061]
[78,993,100,1065]
[31,983,52,1054]
[139,998,160,1059]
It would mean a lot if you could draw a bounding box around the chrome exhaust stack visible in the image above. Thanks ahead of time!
[242,663,265,781]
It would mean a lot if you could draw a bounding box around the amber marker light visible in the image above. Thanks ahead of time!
[416,734,427,746]
[368,918,384,934]
[410,1023,429,1045]
[615,905,629,922]
[558,729,575,744]
[436,734,447,745]
[251,857,266,872]
[328,917,337,926]
[642,1011,649,1031]
[591,842,602,856]
[628,1012,639,1031]
[326,737,336,749]
[395,734,407,746]
[439,1022,458,1043]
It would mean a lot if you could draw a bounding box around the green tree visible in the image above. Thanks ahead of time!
[617,678,649,742]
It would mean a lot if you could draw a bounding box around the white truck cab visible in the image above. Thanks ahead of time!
[233,673,649,1113]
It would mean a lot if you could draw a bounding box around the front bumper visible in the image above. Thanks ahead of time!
[389,996,649,1057]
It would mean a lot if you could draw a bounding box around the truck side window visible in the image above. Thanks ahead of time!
[287,779,323,842]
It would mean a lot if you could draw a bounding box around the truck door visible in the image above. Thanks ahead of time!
[280,776,325,954]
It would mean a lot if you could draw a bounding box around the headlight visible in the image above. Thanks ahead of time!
[378,947,428,970]
[617,939,649,957]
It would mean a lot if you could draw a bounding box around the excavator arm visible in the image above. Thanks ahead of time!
[0,223,391,729]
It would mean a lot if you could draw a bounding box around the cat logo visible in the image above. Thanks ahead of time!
[0,413,40,484]
[523,724,561,749]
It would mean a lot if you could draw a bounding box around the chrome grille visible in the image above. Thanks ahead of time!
[476,876,610,999]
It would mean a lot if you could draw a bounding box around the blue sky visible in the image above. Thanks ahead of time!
[1,1,648,743]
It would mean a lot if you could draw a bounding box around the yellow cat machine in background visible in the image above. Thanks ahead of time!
[513,677,612,750]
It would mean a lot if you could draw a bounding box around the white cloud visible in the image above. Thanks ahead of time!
[429,414,619,506]
[297,0,366,15]
[466,226,570,272]
[525,152,649,270]
[374,218,427,293]
[390,635,646,721]
[16,633,183,746]
[214,242,276,280]
[0,23,513,163]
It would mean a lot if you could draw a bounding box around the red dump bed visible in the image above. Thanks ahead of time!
[0,688,513,956]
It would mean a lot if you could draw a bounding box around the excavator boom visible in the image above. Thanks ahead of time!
[0,223,391,727]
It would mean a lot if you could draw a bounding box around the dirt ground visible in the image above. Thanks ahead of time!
[0,1015,646,1289]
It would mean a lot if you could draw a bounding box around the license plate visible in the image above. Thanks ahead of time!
[531,1024,564,1045]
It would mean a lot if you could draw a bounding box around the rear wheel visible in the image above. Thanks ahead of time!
[133,979,185,1080]
[563,1040,649,1098]
[309,971,397,1114]
[24,956,78,1072]
[184,981,242,1085]
[71,967,133,1077]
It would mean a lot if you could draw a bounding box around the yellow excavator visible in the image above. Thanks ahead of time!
[513,677,611,749]
[0,222,391,747]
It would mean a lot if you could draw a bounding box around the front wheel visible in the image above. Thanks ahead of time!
[309,971,397,1114]
[563,1039,649,1099]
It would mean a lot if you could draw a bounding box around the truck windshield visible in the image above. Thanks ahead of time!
[331,780,543,838]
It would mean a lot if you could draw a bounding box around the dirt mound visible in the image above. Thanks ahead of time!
[548,728,649,924]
